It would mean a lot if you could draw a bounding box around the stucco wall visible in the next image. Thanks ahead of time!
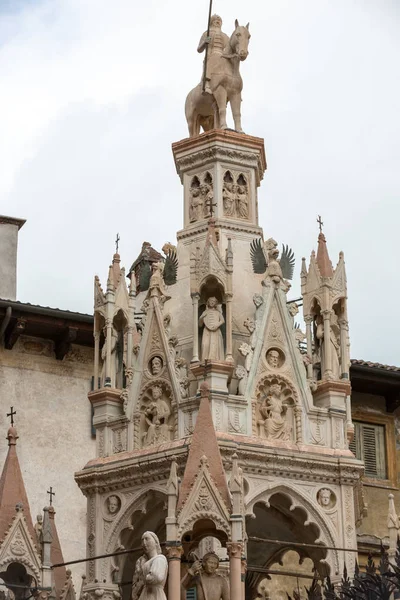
[0,337,95,585]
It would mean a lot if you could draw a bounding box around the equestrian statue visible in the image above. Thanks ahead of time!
[185,15,251,137]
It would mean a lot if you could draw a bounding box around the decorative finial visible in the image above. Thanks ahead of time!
[47,486,55,506]
[317,215,324,233]
[7,406,16,426]
[115,233,120,254]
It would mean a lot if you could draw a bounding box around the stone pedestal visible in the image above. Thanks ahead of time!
[88,388,126,457]
[191,360,234,393]
[172,129,266,239]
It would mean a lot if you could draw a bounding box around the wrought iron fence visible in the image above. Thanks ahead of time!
[288,540,400,600]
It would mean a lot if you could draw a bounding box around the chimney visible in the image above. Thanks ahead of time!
[0,216,26,300]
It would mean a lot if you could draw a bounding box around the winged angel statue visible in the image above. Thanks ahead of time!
[250,238,295,284]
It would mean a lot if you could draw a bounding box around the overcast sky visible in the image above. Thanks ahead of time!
[0,0,399,364]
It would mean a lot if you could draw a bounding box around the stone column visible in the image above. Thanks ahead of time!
[166,546,183,600]
[227,542,243,600]
[94,330,100,390]
[304,316,314,379]
[105,318,113,386]
[191,293,200,362]
[339,318,349,379]
[126,326,133,370]
[241,558,247,600]
[322,310,332,379]
[225,292,234,363]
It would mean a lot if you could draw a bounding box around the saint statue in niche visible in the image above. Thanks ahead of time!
[143,385,171,447]
[189,186,203,222]
[131,531,168,600]
[315,313,340,379]
[259,383,291,441]
[199,297,225,361]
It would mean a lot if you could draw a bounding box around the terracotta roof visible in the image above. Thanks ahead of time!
[0,426,35,542]
[177,382,231,510]
[316,232,334,277]
[351,359,400,373]
[0,298,92,321]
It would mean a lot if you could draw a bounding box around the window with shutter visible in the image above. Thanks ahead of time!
[350,421,387,480]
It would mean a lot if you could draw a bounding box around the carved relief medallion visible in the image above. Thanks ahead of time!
[317,488,336,510]
[105,494,121,517]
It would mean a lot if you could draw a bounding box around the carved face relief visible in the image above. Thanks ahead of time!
[317,488,335,509]
[150,356,163,376]
[266,349,281,369]
[107,495,121,515]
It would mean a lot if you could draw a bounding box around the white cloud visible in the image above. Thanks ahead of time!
[0,0,399,363]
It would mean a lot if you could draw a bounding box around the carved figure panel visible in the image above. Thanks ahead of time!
[255,376,299,442]
[189,171,214,223]
[139,383,174,448]
[222,170,249,219]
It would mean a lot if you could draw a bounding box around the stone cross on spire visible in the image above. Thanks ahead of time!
[6,406,16,426]
[317,215,324,233]
[47,486,55,506]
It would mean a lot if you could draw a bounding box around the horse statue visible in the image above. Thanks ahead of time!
[185,20,251,137]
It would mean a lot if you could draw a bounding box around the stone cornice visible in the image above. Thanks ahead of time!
[172,130,267,185]
[177,219,263,241]
[0,215,26,229]
[75,431,363,494]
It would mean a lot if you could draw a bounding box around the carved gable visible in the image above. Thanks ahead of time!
[0,510,41,581]
[177,456,231,538]
[129,293,187,449]
[245,284,313,436]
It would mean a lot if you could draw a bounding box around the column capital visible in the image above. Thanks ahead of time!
[226,541,243,557]
[321,309,333,318]
[165,545,183,560]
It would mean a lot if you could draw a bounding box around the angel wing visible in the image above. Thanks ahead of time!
[163,249,178,286]
[280,244,295,280]
[250,238,267,274]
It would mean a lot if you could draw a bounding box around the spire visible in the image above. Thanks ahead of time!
[0,424,35,542]
[178,382,231,509]
[49,505,66,598]
[316,232,333,278]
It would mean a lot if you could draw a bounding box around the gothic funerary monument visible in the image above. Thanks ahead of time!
[74,13,363,600]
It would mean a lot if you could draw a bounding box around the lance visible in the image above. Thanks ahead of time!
[201,0,213,93]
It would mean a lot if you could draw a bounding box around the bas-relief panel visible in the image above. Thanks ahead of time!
[188,170,214,223]
[222,170,250,220]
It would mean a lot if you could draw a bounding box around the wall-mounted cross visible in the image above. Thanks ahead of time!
[7,407,16,426]
[317,215,324,233]
[115,233,120,254]
[47,486,55,506]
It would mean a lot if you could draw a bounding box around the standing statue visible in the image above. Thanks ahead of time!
[185,18,251,137]
[259,384,291,441]
[131,531,168,600]
[181,552,229,600]
[199,297,225,361]
[315,314,340,379]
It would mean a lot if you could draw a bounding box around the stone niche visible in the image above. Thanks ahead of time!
[137,381,175,448]
[255,375,299,443]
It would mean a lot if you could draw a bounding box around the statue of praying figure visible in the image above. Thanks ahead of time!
[143,386,171,447]
[181,552,229,600]
[199,297,225,361]
[131,531,168,600]
[259,384,291,441]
